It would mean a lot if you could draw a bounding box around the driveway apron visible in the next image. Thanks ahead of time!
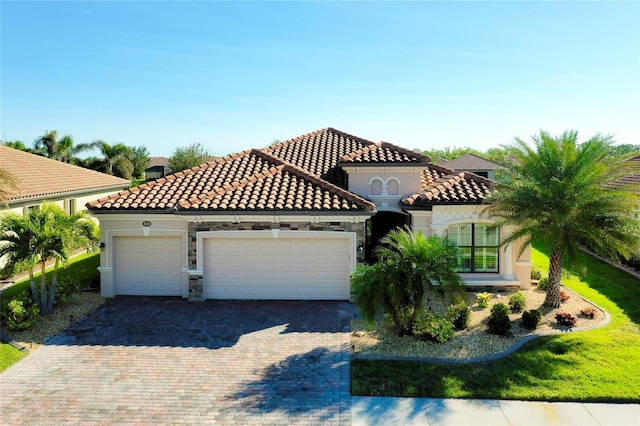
[0,298,354,425]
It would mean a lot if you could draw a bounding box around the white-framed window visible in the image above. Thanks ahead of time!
[447,223,499,273]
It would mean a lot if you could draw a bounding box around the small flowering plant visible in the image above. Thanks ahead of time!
[555,312,577,327]
[560,291,571,303]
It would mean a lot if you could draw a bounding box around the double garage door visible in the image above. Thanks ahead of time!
[204,235,352,300]
[113,234,353,300]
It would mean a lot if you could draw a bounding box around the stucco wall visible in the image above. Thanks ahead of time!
[342,166,424,212]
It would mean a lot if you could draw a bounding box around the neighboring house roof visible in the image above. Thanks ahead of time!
[88,127,493,214]
[147,157,169,169]
[0,145,130,203]
[401,164,493,207]
[612,155,640,188]
[441,153,505,171]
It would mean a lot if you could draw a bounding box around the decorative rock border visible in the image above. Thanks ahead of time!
[351,290,611,364]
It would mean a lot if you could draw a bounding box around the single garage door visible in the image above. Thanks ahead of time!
[204,235,352,300]
[115,236,183,296]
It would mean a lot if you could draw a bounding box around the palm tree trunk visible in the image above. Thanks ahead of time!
[28,269,41,307]
[544,242,563,308]
[39,262,49,314]
[47,260,60,313]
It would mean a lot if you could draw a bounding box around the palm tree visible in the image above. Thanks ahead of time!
[89,140,134,179]
[0,203,99,315]
[488,130,640,308]
[352,226,463,336]
[33,130,91,162]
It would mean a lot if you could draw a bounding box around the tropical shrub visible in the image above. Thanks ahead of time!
[580,306,598,319]
[476,292,492,308]
[560,291,570,303]
[530,268,542,280]
[521,309,542,330]
[447,302,471,330]
[537,277,549,290]
[414,311,456,343]
[1,292,40,331]
[555,312,577,327]
[508,291,526,312]
[352,227,463,336]
[487,302,512,336]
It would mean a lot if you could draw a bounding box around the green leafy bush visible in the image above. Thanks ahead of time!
[447,302,471,330]
[487,302,512,336]
[508,291,526,312]
[521,309,542,330]
[555,312,577,327]
[383,306,414,334]
[476,292,492,308]
[54,277,82,305]
[1,292,40,331]
[537,277,548,290]
[531,268,542,280]
[414,311,456,343]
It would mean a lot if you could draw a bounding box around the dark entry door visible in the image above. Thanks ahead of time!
[365,211,411,264]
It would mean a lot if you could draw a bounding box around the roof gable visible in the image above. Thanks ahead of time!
[0,145,130,202]
[401,164,494,207]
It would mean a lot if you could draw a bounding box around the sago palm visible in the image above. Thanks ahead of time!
[0,203,99,314]
[352,226,463,335]
[488,130,640,307]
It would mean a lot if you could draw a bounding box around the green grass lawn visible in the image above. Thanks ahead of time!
[0,342,26,372]
[351,243,640,402]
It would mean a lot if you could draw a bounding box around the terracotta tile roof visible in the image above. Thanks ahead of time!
[401,164,494,206]
[88,148,375,213]
[441,153,505,171]
[177,163,374,212]
[612,155,640,189]
[88,127,493,214]
[0,145,130,202]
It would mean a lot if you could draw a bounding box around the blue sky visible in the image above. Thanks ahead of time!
[1,1,638,158]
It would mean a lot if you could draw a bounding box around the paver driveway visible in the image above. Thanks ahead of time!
[1,297,355,425]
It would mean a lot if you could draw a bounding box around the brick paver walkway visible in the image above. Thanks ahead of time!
[1,298,354,425]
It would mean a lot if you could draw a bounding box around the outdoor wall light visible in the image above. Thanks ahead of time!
[142,221,152,237]
[99,242,106,250]
[357,245,364,254]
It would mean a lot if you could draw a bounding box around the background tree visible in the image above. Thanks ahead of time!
[127,146,151,179]
[352,227,463,336]
[2,140,32,153]
[33,130,91,163]
[168,142,214,173]
[488,130,640,308]
[0,203,99,315]
[88,140,134,179]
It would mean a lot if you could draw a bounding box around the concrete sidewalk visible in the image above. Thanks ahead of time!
[352,397,640,426]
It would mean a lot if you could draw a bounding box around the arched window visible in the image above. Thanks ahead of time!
[386,179,399,195]
[370,179,383,196]
[447,223,499,272]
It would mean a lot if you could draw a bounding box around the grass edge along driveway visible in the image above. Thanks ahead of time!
[351,243,640,403]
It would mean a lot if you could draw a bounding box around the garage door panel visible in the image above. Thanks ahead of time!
[115,236,183,296]
[204,235,351,300]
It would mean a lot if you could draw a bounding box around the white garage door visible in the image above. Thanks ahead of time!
[204,235,352,300]
[115,236,183,296]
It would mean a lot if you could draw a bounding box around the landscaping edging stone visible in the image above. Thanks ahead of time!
[351,291,611,364]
